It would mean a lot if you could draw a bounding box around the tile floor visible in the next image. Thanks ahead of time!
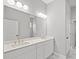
[66,48,76,59]
[47,53,66,59]
[47,48,76,59]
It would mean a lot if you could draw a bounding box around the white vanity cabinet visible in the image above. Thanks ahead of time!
[44,39,54,59]
[36,42,45,59]
[4,39,54,59]
[36,39,54,59]
[4,45,36,59]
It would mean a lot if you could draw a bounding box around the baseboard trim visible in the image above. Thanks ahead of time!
[54,52,66,58]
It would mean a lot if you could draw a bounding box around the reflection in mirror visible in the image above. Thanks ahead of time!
[4,6,47,41]
[30,17,36,37]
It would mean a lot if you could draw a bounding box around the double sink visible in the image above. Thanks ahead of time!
[4,37,46,52]
[4,37,54,53]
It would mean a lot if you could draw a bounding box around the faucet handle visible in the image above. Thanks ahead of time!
[16,35,20,40]
[16,35,19,36]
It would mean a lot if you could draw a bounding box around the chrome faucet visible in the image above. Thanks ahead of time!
[16,35,20,44]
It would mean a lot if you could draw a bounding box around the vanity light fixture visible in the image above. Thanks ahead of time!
[16,1,22,8]
[7,0,15,5]
[23,5,29,10]
[37,12,47,19]
[7,0,29,11]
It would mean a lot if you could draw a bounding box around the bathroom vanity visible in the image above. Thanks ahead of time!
[4,37,54,59]
[3,0,54,59]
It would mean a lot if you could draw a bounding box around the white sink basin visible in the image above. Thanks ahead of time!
[4,40,30,49]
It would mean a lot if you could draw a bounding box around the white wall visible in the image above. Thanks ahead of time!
[47,0,66,55]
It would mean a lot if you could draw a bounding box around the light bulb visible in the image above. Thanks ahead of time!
[7,0,15,5]
[23,5,29,10]
[16,1,22,8]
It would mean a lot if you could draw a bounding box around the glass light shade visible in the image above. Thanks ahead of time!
[37,12,47,19]
[7,0,15,5]
[23,5,29,10]
[16,1,22,8]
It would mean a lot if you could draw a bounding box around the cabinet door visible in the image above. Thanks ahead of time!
[65,2,71,54]
[4,45,36,59]
[36,42,45,59]
[22,45,36,59]
[36,40,54,59]
[44,40,54,59]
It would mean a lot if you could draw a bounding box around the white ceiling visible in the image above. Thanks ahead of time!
[41,0,54,4]
[41,0,76,7]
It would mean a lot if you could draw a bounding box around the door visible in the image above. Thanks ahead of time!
[70,20,76,48]
[65,2,71,54]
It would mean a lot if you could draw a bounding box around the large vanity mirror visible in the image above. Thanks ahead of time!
[4,6,47,41]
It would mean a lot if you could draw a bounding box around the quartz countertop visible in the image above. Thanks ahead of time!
[4,37,54,53]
